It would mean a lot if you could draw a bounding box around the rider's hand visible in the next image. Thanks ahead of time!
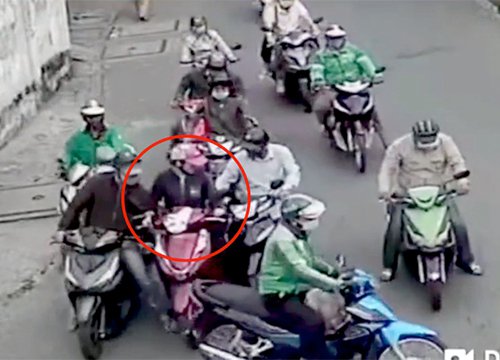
[228,57,239,63]
[456,178,470,195]
[213,207,226,217]
[170,100,180,109]
[378,190,391,202]
[53,230,65,243]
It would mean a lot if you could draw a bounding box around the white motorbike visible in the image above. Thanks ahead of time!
[325,69,387,173]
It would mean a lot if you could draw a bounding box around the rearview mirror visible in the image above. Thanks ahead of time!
[270,179,284,190]
[313,17,324,24]
[376,66,386,73]
[453,170,470,180]
[336,254,346,267]
[232,44,242,51]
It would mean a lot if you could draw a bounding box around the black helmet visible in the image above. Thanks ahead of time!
[190,16,207,30]
[209,72,233,89]
[412,119,440,149]
[243,127,270,147]
[206,52,227,71]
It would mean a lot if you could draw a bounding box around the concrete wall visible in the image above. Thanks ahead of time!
[0,0,71,148]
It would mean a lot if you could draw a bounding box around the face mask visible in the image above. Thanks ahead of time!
[279,0,294,9]
[300,218,320,232]
[327,38,345,51]
[414,135,439,150]
[192,25,206,35]
[212,88,230,100]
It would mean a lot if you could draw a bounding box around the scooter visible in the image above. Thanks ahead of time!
[54,228,140,360]
[325,68,387,173]
[267,18,323,107]
[225,180,286,287]
[388,170,471,311]
[192,255,447,360]
[153,206,227,342]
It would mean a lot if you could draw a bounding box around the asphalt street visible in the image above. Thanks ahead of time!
[1,0,500,358]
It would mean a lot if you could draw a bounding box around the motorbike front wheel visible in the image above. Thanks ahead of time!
[377,337,446,360]
[427,281,443,311]
[77,314,102,360]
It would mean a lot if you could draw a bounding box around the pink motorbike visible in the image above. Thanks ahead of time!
[153,206,227,341]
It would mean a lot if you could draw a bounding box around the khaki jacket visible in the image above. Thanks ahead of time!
[378,133,468,195]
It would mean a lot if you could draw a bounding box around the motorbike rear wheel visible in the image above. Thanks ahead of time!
[77,314,102,360]
[377,337,446,360]
[354,133,366,173]
[427,281,443,311]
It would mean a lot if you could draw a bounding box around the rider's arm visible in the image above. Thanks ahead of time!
[58,177,95,231]
[215,159,240,195]
[352,45,377,79]
[309,53,326,88]
[276,239,342,291]
[180,36,193,65]
[208,29,237,62]
[107,127,135,153]
[262,4,276,43]
[296,1,318,33]
[274,145,301,191]
[312,256,339,277]
[378,140,402,195]
[441,134,467,174]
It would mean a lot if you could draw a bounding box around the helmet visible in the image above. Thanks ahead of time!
[169,143,208,169]
[243,127,270,147]
[281,193,326,234]
[190,16,208,34]
[278,0,295,10]
[206,52,227,71]
[412,119,441,149]
[114,150,142,182]
[96,146,117,165]
[209,72,233,101]
[324,24,347,50]
[80,99,105,119]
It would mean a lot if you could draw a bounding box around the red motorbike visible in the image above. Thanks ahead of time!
[152,206,227,338]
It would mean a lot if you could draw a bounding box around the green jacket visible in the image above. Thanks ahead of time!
[258,223,341,297]
[63,127,134,171]
[310,43,378,87]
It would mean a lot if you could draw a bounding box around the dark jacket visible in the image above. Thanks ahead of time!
[58,173,155,232]
[151,168,216,209]
[205,97,248,141]
[173,69,245,101]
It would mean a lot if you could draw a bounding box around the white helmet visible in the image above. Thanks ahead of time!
[80,99,105,118]
[281,193,326,235]
[325,24,347,39]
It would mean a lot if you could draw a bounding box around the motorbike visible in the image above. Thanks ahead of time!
[225,180,286,287]
[325,69,387,173]
[57,162,93,215]
[387,170,471,311]
[267,18,323,106]
[153,206,227,342]
[204,115,260,179]
[53,228,140,360]
[192,254,447,360]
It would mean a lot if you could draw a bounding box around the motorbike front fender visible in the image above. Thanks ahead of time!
[379,320,437,347]
[75,295,101,323]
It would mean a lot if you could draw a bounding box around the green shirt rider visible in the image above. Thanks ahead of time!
[309,24,383,137]
[62,99,135,174]
[258,193,354,359]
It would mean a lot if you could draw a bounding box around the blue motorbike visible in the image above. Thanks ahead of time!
[192,255,446,359]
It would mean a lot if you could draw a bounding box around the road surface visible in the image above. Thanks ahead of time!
[1,0,499,358]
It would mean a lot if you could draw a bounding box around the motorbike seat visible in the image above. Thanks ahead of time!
[204,283,272,318]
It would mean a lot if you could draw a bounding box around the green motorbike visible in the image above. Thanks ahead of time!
[390,170,470,311]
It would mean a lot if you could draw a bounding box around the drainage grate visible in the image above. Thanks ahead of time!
[103,39,167,59]
[108,19,179,39]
